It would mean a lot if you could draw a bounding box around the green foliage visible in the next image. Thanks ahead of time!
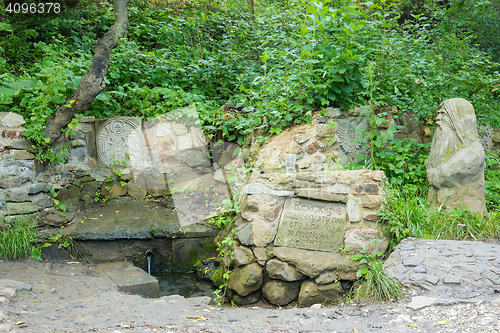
[35,234,87,260]
[381,186,500,251]
[0,216,39,260]
[49,186,66,212]
[206,192,241,305]
[1,0,499,146]
[350,250,404,303]
[485,151,500,210]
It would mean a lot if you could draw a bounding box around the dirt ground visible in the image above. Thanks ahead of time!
[1,257,500,333]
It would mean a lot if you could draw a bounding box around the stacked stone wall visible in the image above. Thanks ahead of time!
[226,169,388,307]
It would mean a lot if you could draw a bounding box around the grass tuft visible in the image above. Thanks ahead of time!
[351,260,404,303]
[0,216,39,260]
[381,186,500,250]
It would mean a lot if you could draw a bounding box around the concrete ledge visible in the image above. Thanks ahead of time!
[99,261,159,298]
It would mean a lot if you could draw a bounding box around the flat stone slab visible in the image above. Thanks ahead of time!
[61,199,219,240]
[99,261,159,298]
[386,238,500,296]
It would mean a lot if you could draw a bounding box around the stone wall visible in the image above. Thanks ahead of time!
[226,169,388,307]
[0,111,241,230]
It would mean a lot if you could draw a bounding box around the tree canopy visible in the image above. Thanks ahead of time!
[1,0,499,155]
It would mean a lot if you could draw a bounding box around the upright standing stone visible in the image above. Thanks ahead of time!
[425,98,487,214]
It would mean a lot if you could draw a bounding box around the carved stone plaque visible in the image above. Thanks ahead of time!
[96,118,143,167]
[336,117,369,165]
[274,198,346,252]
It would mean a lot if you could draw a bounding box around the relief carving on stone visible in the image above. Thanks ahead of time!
[335,118,369,164]
[96,118,143,167]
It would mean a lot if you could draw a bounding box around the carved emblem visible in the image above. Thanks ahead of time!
[337,124,363,160]
[96,119,143,167]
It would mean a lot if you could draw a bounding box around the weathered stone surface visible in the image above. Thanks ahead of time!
[361,170,385,182]
[362,201,382,210]
[266,259,304,282]
[101,180,128,199]
[235,222,254,246]
[172,123,188,136]
[297,280,343,307]
[4,189,30,202]
[262,280,300,306]
[352,184,380,195]
[1,113,25,128]
[100,261,159,298]
[227,263,263,297]
[363,212,378,221]
[443,274,461,284]
[191,127,207,148]
[242,194,285,247]
[295,189,346,202]
[27,183,50,194]
[231,290,261,306]
[178,133,193,150]
[184,150,210,167]
[43,212,71,227]
[274,247,357,278]
[57,186,81,203]
[346,199,361,222]
[71,139,86,148]
[425,98,487,215]
[344,227,388,254]
[315,271,338,284]
[7,138,32,150]
[274,198,346,252]
[127,178,147,199]
[31,193,54,209]
[252,247,269,263]
[2,128,24,139]
[230,246,254,266]
[0,175,29,188]
[136,173,169,197]
[156,122,173,137]
[244,183,294,196]
[4,202,40,215]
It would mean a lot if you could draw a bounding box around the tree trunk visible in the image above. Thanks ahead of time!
[45,0,129,145]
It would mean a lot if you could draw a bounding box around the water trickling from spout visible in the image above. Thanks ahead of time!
[145,250,153,275]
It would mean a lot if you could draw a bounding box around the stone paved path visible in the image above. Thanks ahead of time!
[1,239,500,332]
[386,237,500,299]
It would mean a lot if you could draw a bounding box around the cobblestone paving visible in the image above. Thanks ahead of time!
[386,237,500,294]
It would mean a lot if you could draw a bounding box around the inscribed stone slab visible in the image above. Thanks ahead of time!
[274,198,346,252]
